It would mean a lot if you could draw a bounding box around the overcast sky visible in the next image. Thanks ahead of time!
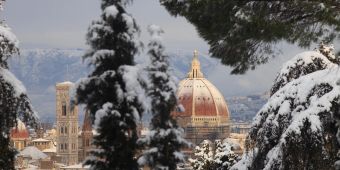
[3,0,329,96]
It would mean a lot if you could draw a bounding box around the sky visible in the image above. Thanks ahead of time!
[3,0,331,96]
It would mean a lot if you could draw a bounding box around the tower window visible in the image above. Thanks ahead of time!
[62,102,67,116]
[86,139,90,146]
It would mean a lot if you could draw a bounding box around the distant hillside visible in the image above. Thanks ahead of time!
[8,49,267,124]
[8,49,220,122]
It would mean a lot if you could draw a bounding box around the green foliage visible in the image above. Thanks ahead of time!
[137,25,188,170]
[160,0,340,74]
[76,0,144,169]
[190,140,239,170]
[0,3,38,168]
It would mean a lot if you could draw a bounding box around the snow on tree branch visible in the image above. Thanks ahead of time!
[233,45,340,169]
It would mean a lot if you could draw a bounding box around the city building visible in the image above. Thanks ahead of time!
[31,138,53,151]
[56,81,79,165]
[231,122,252,134]
[10,120,30,151]
[78,110,94,162]
[172,51,231,145]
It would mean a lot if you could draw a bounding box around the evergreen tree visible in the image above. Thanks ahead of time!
[232,44,340,169]
[75,0,144,169]
[190,140,214,170]
[270,44,336,95]
[214,140,239,170]
[0,1,38,169]
[160,0,340,74]
[137,25,188,170]
[190,140,239,170]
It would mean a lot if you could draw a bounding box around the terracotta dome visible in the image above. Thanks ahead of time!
[10,120,29,139]
[174,78,230,118]
[172,50,230,144]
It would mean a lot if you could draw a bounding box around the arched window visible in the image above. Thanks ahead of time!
[62,101,67,116]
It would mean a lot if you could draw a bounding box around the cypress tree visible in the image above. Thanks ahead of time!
[137,25,188,170]
[76,0,144,169]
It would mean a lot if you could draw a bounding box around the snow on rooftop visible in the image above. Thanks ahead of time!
[20,146,48,160]
[32,138,50,142]
[57,81,74,86]
[62,163,90,169]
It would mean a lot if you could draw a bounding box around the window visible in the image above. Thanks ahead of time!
[61,127,63,134]
[62,102,67,116]
[64,143,68,150]
[65,127,68,134]
[86,139,90,146]
[60,144,63,150]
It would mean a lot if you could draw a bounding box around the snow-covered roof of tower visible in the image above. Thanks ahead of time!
[57,81,74,86]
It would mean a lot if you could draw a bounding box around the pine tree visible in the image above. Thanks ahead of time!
[137,25,188,170]
[75,0,144,169]
[160,0,340,74]
[232,44,340,169]
[189,140,214,170]
[190,140,239,170]
[214,140,239,170]
[0,1,38,169]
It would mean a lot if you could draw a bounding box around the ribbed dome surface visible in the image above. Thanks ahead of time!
[173,78,230,118]
[171,51,231,144]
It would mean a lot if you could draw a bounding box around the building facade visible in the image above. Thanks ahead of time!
[56,81,79,165]
[10,120,30,151]
[172,51,231,145]
[78,110,93,162]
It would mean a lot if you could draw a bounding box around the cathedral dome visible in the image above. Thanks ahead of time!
[174,78,230,118]
[172,51,230,144]
[10,120,29,139]
[172,50,230,120]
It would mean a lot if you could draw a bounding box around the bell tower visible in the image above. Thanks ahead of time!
[56,81,78,165]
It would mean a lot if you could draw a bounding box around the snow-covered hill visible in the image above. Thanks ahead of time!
[8,49,220,122]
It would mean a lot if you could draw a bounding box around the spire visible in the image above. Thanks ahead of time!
[188,50,204,78]
[194,49,198,59]
[82,110,92,132]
